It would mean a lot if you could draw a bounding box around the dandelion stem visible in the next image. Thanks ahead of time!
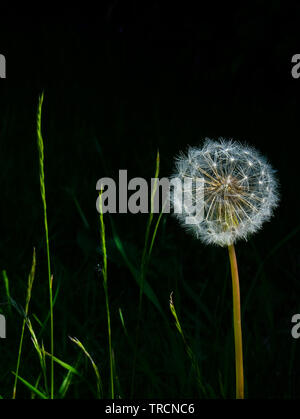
[228,243,244,399]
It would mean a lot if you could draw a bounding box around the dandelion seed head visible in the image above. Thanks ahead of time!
[170,138,279,246]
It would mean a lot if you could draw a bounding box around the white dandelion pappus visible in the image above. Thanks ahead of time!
[170,138,279,246]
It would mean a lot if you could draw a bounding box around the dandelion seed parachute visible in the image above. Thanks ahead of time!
[170,138,279,247]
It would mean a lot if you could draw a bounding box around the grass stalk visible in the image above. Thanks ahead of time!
[69,336,103,398]
[2,270,12,316]
[12,248,36,398]
[36,92,54,399]
[169,292,208,397]
[98,190,114,398]
[130,150,160,397]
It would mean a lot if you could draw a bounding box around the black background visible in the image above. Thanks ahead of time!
[0,2,300,399]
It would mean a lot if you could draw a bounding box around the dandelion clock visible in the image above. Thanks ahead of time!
[170,138,279,399]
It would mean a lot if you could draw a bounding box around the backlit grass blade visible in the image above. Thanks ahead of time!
[58,353,82,398]
[169,292,207,397]
[44,351,81,376]
[69,336,103,398]
[111,227,165,318]
[131,150,162,396]
[98,189,114,398]
[26,318,48,394]
[64,186,90,230]
[140,149,160,289]
[12,372,48,399]
[12,248,36,399]
[147,206,166,260]
[36,279,61,340]
[2,270,11,315]
[36,92,54,398]
[31,374,42,399]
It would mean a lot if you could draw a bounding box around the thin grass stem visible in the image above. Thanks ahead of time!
[98,190,114,398]
[36,93,54,399]
[130,150,160,397]
[12,248,36,399]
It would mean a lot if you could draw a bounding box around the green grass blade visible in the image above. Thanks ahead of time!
[36,92,54,398]
[31,374,42,399]
[111,231,165,317]
[44,351,81,376]
[32,313,43,328]
[147,209,165,260]
[140,149,160,284]
[58,353,82,399]
[2,270,11,315]
[12,248,36,399]
[36,279,61,340]
[131,150,162,397]
[26,318,48,395]
[169,292,207,397]
[11,372,48,399]
[58,371,74,399]
[118,307,127,336]
[64,187,90,229]
[98,189,114,399]
[97,142,165,317]
[69,336,103,399]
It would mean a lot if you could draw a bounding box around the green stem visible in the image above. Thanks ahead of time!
[99,191,114,398]
[37,93,54,399]
[130,150,160,398]
[228,243,244,399]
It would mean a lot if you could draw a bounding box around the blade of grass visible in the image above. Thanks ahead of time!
[43,351,81,376]
[98,189,114,399]
[2,270,11,316]
[131,150,161,397]
[26,318,48,395]
[98,136,165,318]
[12,248,36,399]
[36,92,54,398]
[11,372,48,399]
[64,186,90,230]
[31,374,42,399]
[118,307,127,336]
[36,279,61,340]
[119,307,161,395]
[32,313,43,328]
[147,207,166,260]
[169,292,208,397]
[69,336,103,399]
[58,353,82,398]
[111,230,165,318]
[139,149,161,290]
